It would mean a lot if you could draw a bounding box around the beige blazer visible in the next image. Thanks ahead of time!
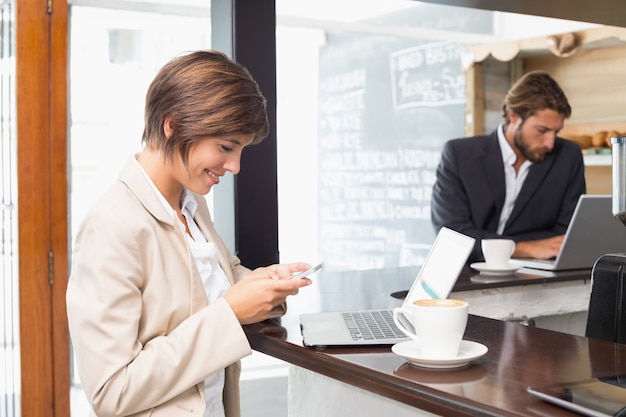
[67,156,282,417]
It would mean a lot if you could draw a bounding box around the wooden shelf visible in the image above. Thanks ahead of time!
[463,30,626,193]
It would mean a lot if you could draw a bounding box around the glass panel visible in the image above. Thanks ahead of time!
[67,2,597,416]
[68,5,291,415]
[0,1,18,416]
[276,0,488,272]
[69,6,211,236]
[68,5,210,415]
[273,4,597,373]
[275,0,597,273]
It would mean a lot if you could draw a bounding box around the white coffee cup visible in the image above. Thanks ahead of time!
[393,299,469,359]
[481,239,515,269]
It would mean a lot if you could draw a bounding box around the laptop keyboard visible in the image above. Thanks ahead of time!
[341,310,407,341]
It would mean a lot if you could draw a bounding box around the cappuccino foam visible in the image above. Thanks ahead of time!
[414,299,466,308]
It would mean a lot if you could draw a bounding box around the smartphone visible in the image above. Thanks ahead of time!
[528,375,626,417]
[289,263,323,280]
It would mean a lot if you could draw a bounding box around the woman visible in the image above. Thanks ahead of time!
[66,50,312,417]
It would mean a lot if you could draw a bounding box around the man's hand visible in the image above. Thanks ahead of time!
[513,235,564,259]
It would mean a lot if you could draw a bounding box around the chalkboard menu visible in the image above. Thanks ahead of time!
[317,35,466,271]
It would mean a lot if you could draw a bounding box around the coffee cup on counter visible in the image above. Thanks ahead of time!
[392,299,469,359]
[481,239,515,269]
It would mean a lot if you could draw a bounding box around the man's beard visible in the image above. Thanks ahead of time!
[513,125,549,163]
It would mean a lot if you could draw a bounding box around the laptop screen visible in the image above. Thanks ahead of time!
[404,227,476,306]
[298,227,475,347]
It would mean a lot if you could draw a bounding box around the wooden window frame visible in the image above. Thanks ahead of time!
[16,0,69,415]
[13,1,626,416]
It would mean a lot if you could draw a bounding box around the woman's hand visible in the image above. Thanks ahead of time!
[223,262,313,324]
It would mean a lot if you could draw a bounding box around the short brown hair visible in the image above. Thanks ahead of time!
[502,70,571,124]
[142,50,269,165]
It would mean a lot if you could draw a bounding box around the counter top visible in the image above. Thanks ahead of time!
[243,265,607,417]
[246,315,625,416]
[382,264,591,323]
[432,263,588,295]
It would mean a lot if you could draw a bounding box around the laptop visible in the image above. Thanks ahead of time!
[510,194,626,271]
[527,375,626,417]
[299,227,475,348]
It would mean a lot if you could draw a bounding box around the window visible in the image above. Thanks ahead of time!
[0,2,17,416]
[69,4,210,414]
[276,1,485,271]
[65,2,599,416]
[275,1,596,273]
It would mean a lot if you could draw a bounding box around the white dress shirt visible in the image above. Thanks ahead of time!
[496,124,532,234]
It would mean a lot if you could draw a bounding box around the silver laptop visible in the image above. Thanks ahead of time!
[510,194,626,271]
[299,227,475,347]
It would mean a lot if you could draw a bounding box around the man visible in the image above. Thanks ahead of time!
[431,71,586,263]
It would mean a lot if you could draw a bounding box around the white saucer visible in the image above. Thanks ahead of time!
[470,262,520,276]
[391,340,488,369]
[471,274,518,284]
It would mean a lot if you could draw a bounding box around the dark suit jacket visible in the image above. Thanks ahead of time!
[431,129,586,263]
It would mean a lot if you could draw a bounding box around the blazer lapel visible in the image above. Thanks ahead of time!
[480,133,507,212]
[118,155,177,228]
[120,156,208,312]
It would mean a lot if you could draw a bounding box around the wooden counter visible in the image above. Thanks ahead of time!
[243,266,610,417]
[455,265,591,326]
